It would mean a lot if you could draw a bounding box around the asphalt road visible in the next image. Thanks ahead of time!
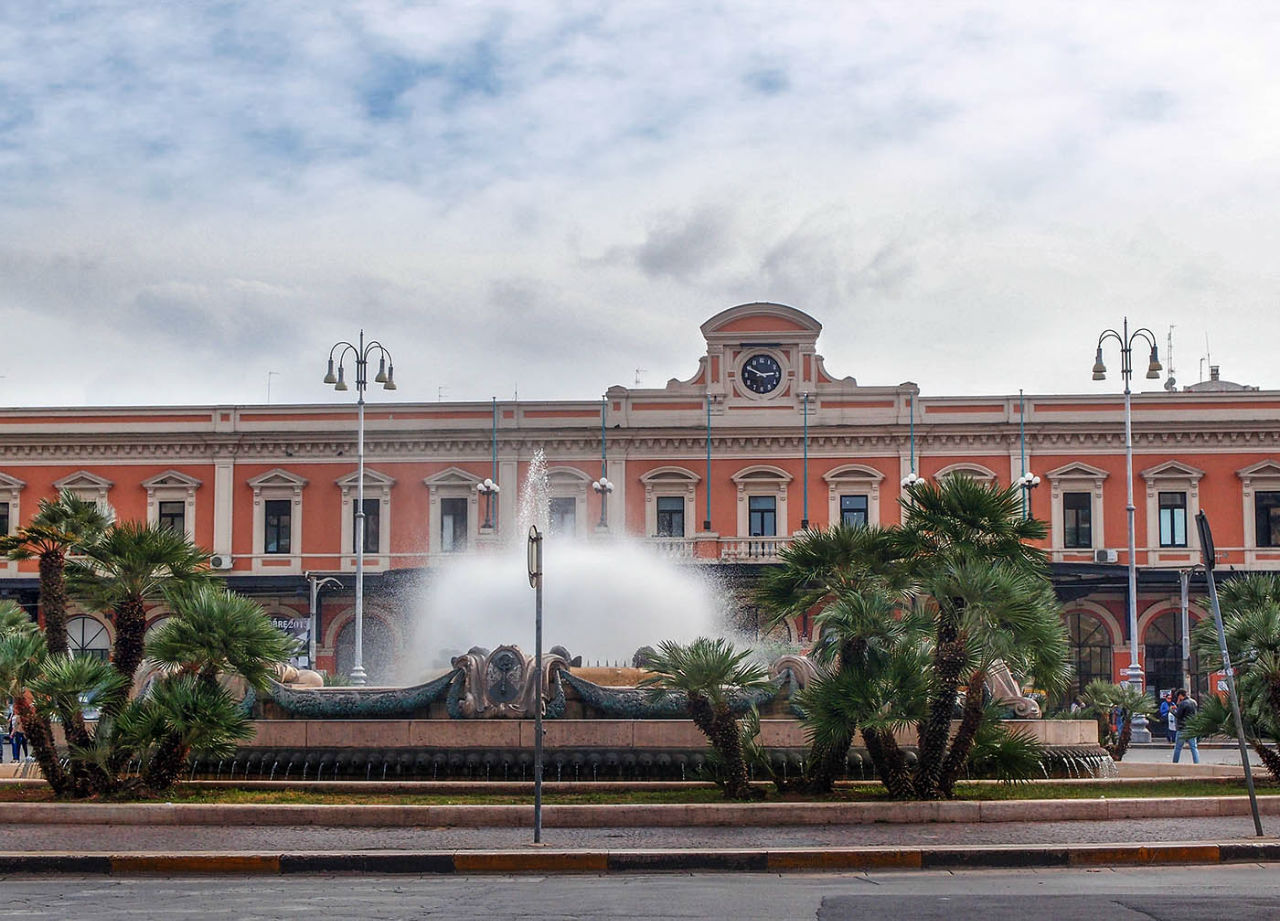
[1,865,1278,920]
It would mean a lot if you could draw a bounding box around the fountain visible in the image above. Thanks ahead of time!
[215,449,1108,782]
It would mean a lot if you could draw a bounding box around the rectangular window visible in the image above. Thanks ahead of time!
[264,499,291,554]
[1063,492,1092,548]
[352,498,380,553]
[440,497,468,552]
[1257,492,1280,548]
[158,500,185,534]
[1158,491,1187,548]
[748,496,777,537]
[656,496,685,538]
[0,501,8,536]
[840,494,869,528]
[549,497,576,536]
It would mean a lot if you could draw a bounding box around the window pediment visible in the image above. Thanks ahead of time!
[140,470,203,490]
[1046,462,1109,482]
[545,466,593,484]
[53,471,114,491]
[1140,460,1204,482]
[822,464,884,484]
[731,464,793,485]
[424,467,482,488]
[1238,459,1280,482]
[247,468,308,491]
[0,472,25,497]
[336,469,397,489]
[639,466,701,485]
[934,462,997,483]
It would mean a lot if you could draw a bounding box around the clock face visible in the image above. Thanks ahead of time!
[741,353,783,394]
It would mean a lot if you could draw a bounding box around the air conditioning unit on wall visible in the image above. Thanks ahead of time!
[1094,549,1119,564]
[210,554,234,570]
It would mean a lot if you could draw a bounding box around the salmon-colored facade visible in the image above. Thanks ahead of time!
[0,303,1275,695]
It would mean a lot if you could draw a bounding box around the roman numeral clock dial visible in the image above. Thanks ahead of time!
[741,354,782,394]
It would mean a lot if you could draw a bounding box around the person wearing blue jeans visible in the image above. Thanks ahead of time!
[1172,689,1200,764]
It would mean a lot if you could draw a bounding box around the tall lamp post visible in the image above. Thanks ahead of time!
[323,330,396,685]
[593,397,612,529]
[478,397,500,530]
[1092,318,1161,732]
[901,392,925,489]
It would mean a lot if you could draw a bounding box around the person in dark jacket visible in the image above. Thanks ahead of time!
[1171,689,1200,764]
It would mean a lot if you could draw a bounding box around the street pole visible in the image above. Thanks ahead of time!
[1179,568,1192,692]
[323,330,395,686]
[1093,318,1161,742]
[527,526,544,844]
[353,329,367,685]
[800,392,809,530]
[305,572,342,670]
[1196,511,1264,837]
[703,393,712,531]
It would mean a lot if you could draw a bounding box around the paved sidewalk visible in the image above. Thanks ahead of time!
[1,813,1270,853]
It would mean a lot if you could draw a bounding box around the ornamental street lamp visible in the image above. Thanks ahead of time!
[1015,471,1041,517]
[1092,317,1161,736]
[323,330,396,686]
[592,477,614,529]
[477,478,500,530]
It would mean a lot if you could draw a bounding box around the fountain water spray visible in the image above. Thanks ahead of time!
[404,449,728,677]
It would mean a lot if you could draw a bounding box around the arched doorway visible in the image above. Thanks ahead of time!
[335,615,397,685]
[66,615,110,661]
[1065,610,1111,698]
[1145,610,1203,698]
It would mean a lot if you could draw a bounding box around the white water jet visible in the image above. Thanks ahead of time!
[403,450,727,678]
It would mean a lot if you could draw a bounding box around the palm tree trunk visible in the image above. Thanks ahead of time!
[914,616,967,799]
[142,732,190,791]
[861,727,914,799]
[38,550,68,657]
[110,595,147,694]
[803,735,852,794]
[938,669,986,798]
[689,696,753,800]
[13,693,70,795]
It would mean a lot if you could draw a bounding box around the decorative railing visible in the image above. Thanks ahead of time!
[645,537,697,560]
[718,537,793,562]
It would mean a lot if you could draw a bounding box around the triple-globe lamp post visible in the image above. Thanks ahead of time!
[323,330,396,685]
[1092,318,1161,734]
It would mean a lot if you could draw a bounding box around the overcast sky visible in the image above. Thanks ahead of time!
[1,2,1278,408]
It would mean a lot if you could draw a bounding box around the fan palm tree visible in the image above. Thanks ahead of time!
[0,602,69,793]
[114,675,255,791]
[897,478,1055,800]
[27,655,130,795]
[135,586,295,791]
[0,493,111,656]
[68,522,214,695]
[1080,679,1152,761]
[639,637,772,800]
[755,524,909,627]
[147,585,298,688]
[926,562,1071,796]
[793,588,924,793]
[1190,573,1280,772]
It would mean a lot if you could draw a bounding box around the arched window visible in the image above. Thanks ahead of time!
[67,616,110,661]
[335,616,397,685]
[1066,611,1111,697]
[1144,611,1203,698]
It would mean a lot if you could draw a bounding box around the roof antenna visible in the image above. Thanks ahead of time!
[634,368,646,386]
[1163,326,1177,392]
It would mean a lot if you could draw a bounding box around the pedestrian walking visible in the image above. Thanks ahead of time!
[1171,689,1200,764]
[8,709,27,762]
[1159,691,1177,743]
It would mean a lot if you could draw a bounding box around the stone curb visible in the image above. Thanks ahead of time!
[0,841,1278,875]
[6,796,1279,828]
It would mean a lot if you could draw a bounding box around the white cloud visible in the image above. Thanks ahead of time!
[0,2,1278,407]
